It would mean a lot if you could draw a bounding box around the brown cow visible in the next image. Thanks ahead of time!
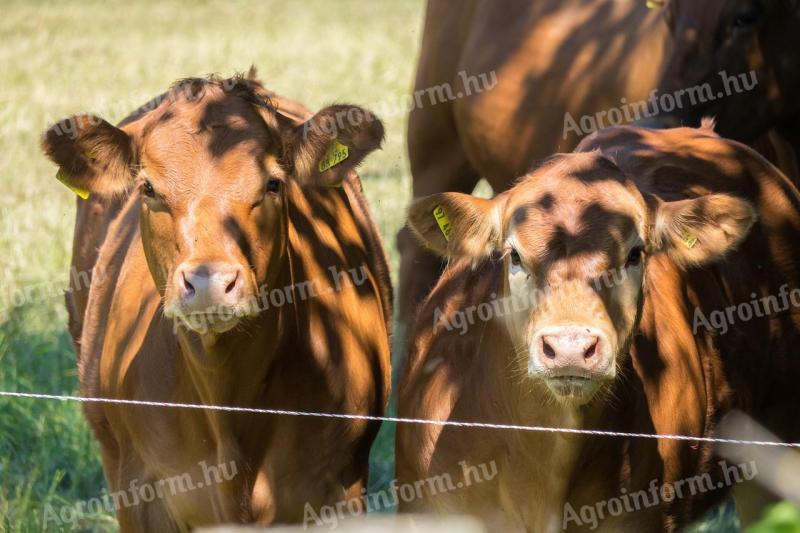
[42,73,391,530]
[396,123,800,531]
[396,0,671,336]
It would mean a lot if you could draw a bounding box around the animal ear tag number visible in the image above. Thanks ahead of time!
[57,170,90,199]
[433,205,452,241]
[682,231,698,249]
[318,140,349,173]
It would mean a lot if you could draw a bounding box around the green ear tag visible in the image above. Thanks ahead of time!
[318,141,349,173]
[682,232,698,249]
[57,171,90,199]
[433,205,452,241]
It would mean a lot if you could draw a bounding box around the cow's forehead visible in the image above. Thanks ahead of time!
[144,92,272,152]
[138,92,274,197]
[504,155,645,263]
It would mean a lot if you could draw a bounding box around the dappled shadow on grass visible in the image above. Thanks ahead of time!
[0,303,112,531]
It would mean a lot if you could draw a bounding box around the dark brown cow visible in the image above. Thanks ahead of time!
[655,0,799,150]
[42,73,391,530]
[396,0,671,336]
[396,123,800,531]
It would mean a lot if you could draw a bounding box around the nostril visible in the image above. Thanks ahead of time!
[182,273,195,297]
[584,338,598,359]
[224,272,239,294]
[542,338,556,359]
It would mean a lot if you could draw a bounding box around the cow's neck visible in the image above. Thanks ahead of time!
[487,310,610,524]
[175,252,294,410]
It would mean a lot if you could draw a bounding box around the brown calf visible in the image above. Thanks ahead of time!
[42,73,391,530]
[396,123,800,531]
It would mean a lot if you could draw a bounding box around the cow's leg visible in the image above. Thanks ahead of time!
[396,108,481,362]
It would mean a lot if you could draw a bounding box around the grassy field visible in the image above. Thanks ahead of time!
[0,1,796,531]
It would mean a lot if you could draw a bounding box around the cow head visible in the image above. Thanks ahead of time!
[43,74,383,336]
[409,152,755,404]
[654,0,800,140]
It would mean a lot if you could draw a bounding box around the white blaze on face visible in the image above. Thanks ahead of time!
[503,233,537,343]
[506,235,529,289]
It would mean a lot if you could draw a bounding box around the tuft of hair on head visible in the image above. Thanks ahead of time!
[166,72,275,112]
[699,117,717,133]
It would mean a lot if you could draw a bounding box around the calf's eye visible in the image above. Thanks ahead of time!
[266,179,281,193]
[142,180,155,198]
[509,249,522,267]
[625,246,644,268]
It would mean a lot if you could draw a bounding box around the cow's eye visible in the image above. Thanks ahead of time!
[266,179,281,194]
[142,180,155,198]
[509,249,522,267]
[732,5,762,29]
[625,246,644,268]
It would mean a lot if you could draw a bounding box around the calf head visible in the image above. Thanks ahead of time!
[409,152,755,404]
[655,0,800,140]
[43,74,383,336]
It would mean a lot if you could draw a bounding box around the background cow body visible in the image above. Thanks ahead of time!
[397,125,800,531]
[655,0,800,174]
[43,75,392,530]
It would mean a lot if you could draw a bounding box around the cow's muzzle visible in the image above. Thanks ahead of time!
[165,261,256,334]
[529,325,614,403]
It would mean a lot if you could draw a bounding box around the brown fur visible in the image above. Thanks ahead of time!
[42,73,392,530]
[397,125,800,531]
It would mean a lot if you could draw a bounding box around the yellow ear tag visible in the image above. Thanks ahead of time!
[646,0,664,7]
[57,171,90,200]
[318,140,349,173]
[682,232,698,249]
[433,205,452,241]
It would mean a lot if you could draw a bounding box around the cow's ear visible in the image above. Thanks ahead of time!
[649,193,756,267]
[286,104,384,186]
[42,115,135,198]
[408,192,504,259]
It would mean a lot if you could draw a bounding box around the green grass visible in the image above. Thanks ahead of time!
[0,0,796,531]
